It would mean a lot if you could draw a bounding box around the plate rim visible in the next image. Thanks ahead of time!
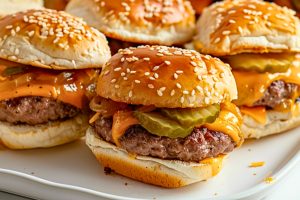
[0,146,299,200]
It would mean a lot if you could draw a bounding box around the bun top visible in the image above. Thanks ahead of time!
[0,9,111,69]
[97,45,237,108]
[66,0,195,45]
[194,0,300,56]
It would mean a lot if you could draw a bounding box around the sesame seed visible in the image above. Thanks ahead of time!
[5,25,13,29]
[196,86,202,92]
[143,57,150,61]
[176,83,182,89]
[154,73,159,78]
[180,97,184,103]
[153,66,160,71]
[121,72,126,76]
[174,73,178,79]
[190,61,197,67]
[129,91,133,97]
[111,79,116,83]
[134,80,141,84]
[183,90,189,94]
[229,19,236,24]
[123,77,128,80]
[222,30,231,35]
[176,70,183,74]
[114,67,121,72]
[148,84,154,89]
[157,90,163,96]
[114,85,120,89]
[160,87,166,91]
[214,37,221,44]
[170,90,175,96]
[164,60,171,65]
[145,72,150,76]
[104,70,109,75]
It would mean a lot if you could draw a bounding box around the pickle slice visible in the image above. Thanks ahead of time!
[133,111,193,138]
[160,104,220,127]
[224,53,293,73]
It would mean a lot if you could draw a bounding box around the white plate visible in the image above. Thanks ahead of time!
[0,127,299,200]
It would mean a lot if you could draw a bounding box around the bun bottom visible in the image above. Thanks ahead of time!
[0,114,88,149]
[242,110,300,139]
[86,127,225,188]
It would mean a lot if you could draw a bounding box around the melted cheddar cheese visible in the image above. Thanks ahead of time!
[109,102,243,148]
[240,106,267,124]
[200,155,225,176]
[204,102,243,147]
[0,59,99,109]
[233,61,300,107]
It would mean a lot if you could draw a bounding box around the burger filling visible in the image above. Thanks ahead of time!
[224,53,300,124]
[90,97,243,162]
[0,59,99,126]
[0,96,79,125]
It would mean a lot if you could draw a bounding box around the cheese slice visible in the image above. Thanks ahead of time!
[112,110,139,147]
[0,59,98,108]
[240,106,267,124]
[204,102,243,146]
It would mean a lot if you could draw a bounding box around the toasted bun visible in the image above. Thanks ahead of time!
[66,0,195,45]
[0,114,88,149]
[0,0,43,18]
[86,127,225,188]
[0,9,111,70]
[194,0,300,56]
[242,110,300,139]
[97,45,237,108]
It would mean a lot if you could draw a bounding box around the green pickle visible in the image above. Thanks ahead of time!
[133,104,220,138]
[133,111,194,138]
[224,53,294,73]
[161,104,220,126]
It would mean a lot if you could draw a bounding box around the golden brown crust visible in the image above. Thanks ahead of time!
[96,45,237,108]
[194,0,300,56]
[0,9,111,69]
[86,127,224,188]
[66,0,195,45]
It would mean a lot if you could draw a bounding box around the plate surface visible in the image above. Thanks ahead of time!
[0,127,299,200]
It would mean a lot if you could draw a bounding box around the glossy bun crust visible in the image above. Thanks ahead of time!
[97,45,237,108]
[86,127,225,188]
[66,0,195,45]
[0,9,111,69]
[194,0,300,56]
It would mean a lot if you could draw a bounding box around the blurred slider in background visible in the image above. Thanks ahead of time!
[0,0,43,18]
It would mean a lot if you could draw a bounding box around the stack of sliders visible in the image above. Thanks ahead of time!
[86,45,243,188]
[65,0,196,54]
[193,0,300,139]
[0,9,110,149]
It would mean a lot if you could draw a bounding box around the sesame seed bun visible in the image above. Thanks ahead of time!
[65,0,195,45]
[86,127,225,188]
[0,0,43,19]
[97,45,237,108]
[242,109,300,139]
[0,9,111,70]
[0,114,88,149]
[193,0,300,56]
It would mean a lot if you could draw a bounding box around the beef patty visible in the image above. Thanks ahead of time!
[0,96,79,125]
[254,80,298,108]
[94,117,235,162]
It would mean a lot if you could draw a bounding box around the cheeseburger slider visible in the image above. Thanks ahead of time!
[0,9,110,149]
[86,45,243,188]
[193,0,300,138]
[0,0,43,18]
[66,0,195,54]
